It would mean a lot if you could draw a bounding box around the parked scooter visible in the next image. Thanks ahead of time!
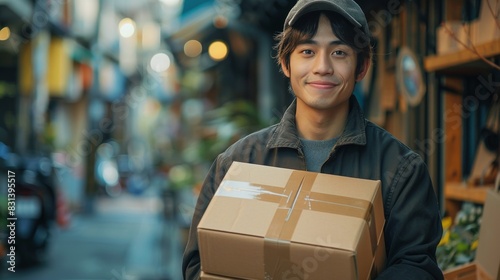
[0,151,57,266]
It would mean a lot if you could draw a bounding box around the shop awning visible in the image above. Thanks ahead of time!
[0,0,33,23]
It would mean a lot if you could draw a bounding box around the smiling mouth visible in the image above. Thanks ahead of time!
[307,81,338,89]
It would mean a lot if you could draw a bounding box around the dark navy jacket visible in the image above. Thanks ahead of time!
[183,96,443,280]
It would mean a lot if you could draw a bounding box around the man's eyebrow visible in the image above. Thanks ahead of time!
[297,39,346,46]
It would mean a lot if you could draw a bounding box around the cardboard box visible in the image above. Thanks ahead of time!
[437,21,475,55]
[472,0,500,45]
[198,162,385,280]
[201,271,236,280]
[443,263,493,280]
[436,0,500,55]
[444,189,500,280]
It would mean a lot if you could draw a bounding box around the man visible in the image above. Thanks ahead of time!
[182,0,444,279]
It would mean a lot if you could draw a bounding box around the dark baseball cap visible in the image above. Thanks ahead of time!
[284,0,370,36]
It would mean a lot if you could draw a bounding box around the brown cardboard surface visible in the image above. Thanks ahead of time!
[201,271,240,280]
[443,263,494,280]
[473,0,500,45]
[198,162,385,280]
[370,232,387,278]
[444,263,482,280]
[475,190,500,280]
[437,21,474,55]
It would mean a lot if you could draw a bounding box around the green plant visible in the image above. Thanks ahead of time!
[437,202,483,271]
[197,100,267,163]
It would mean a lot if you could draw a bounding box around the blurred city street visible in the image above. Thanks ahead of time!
[2,0,498,278]
[0,184,187,280]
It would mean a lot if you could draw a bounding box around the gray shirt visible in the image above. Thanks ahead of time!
[300,137,338,172]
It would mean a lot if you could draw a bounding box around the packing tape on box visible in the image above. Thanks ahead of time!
[217,170,376,279]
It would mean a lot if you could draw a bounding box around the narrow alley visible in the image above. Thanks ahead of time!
[1,184,188,280]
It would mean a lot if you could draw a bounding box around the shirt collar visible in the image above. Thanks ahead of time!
[267,96,367,149]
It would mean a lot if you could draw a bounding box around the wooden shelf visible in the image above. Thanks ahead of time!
[424,39,500,74]
[444,181,492,204]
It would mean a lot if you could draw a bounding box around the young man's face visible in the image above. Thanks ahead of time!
[281,14,368,112]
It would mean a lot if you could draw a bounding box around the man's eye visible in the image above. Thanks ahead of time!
[301,49,314,55]
[333,50,346,56]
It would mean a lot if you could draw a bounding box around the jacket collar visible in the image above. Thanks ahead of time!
[267,95,367,149]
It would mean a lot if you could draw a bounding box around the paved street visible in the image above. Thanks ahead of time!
[1,188,186,280]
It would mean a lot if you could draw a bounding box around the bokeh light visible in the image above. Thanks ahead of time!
[119,18,136,38]
[0,27,10,41]
[184,40,202,58]
[208,41,228,61]
[150,52,171,73]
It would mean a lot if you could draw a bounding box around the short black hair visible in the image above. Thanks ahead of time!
[274,10,372,76]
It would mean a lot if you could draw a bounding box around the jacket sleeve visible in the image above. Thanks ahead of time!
[377,153,444,280]
[182,154,230,280]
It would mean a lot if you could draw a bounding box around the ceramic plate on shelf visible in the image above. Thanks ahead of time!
[396,46,426,107]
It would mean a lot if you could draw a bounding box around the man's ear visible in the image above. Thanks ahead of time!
[356,58,371,82]
[280,59,290,78]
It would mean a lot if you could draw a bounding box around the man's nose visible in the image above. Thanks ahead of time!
[313,52,333,75]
